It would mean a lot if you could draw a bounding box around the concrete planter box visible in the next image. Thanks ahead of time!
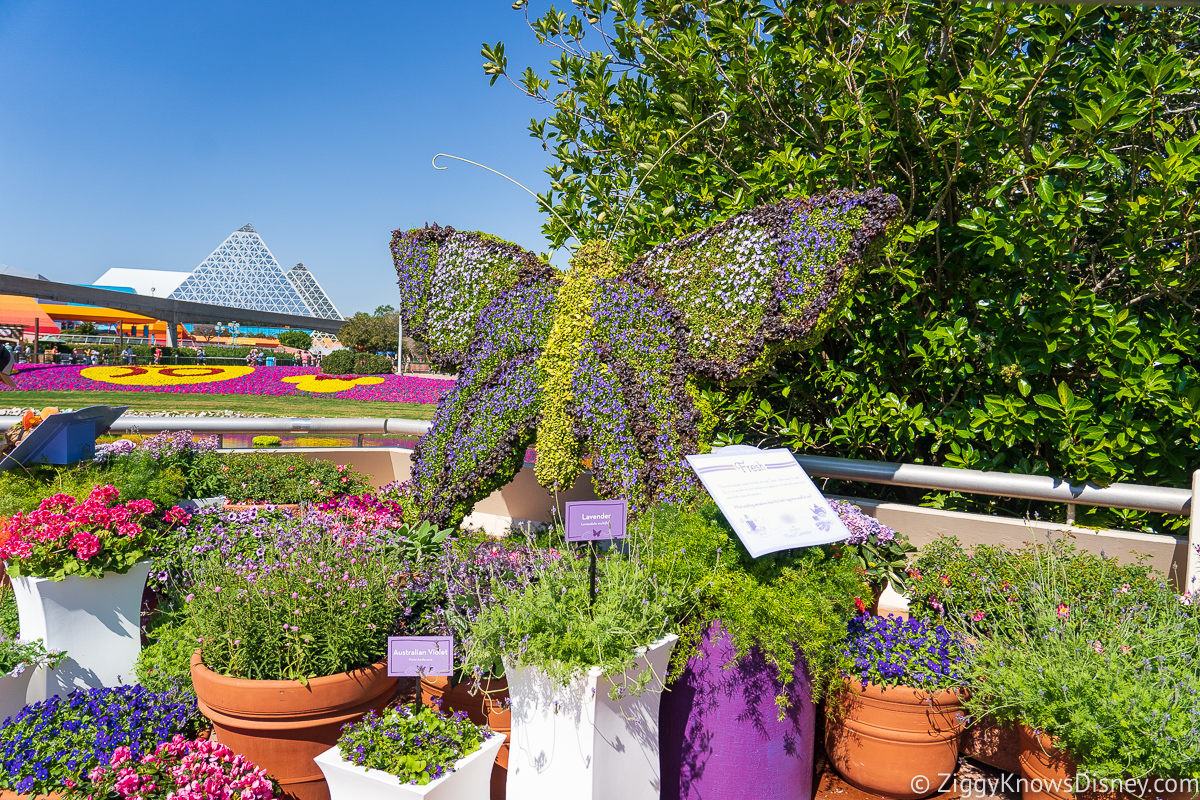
[10,562,150,701]
[504,635,677,800]
[316,732,507,800]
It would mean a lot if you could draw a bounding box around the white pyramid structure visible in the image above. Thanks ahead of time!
[169,224,340,318]
[286,262,342,320]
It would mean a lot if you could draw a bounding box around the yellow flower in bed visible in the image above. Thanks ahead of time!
[281,374,385,393]
[82,365,254,386]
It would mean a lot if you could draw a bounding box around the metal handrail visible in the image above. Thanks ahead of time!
[1,414,1190,518]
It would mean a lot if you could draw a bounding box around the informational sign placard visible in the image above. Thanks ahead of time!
[0,405,128,472]
[685,445,850,557]
[565,499,628,542]
[387,636,454,677]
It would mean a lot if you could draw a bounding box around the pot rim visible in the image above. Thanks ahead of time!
[841,675,965,706]
[190,649,391,692]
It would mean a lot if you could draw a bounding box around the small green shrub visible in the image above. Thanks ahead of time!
[278,330,312,350]
[0,459,188,518]
[135,617,197,694]
[908,535,1167,632]
[321,349,393,376]
[0,584,19,639]
[338,706,486,784]
[252,436,282,448]
[216,452,371,504]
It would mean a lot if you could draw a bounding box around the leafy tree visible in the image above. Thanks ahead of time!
[277,330,313,350]
[486,2,1200,532]
[338,311,399,353]
[191,325,217,344]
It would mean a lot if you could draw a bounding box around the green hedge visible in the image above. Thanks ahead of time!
[321,349,393,376]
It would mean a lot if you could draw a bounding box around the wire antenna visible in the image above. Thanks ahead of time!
[432,154,582,246]
[610,110,730,237]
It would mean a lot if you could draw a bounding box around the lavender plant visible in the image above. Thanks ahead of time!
[392,190,902,526]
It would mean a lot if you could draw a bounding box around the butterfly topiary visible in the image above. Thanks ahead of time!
[392,189,902,527]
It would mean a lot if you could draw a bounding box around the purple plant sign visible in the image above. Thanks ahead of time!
[387,636,454,677]
[565,499,628,542]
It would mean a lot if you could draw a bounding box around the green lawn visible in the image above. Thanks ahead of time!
[2,390,436,420]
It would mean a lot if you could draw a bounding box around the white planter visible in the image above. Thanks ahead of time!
[315,732,507,800]
[505,634,677,800]
[10,561,150,701]
[0,668,36,723]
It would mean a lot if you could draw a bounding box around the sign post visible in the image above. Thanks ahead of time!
[386,636,454,678]
[565,499,628,605]
[686,445,850,557]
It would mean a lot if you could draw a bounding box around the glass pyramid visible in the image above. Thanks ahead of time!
[169,224,341,319]
[286,263,342,320]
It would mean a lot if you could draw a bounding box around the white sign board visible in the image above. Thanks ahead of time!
[686,445,850,557]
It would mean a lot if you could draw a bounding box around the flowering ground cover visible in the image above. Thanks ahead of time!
[5,364,450,404]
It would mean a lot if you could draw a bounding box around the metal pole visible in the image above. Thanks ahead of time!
[1189,470,1200,598]
[33,318,39,364]
[397,312,403,377]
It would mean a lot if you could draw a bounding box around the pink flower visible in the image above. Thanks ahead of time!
[1091,641,1104,654]
[69,531,102,560]
[971,610,985,622]
[1056,603,1070,618]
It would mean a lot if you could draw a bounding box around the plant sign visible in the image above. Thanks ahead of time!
[686,445,851,557]
[564,499,628,542]
[387,636,454,678]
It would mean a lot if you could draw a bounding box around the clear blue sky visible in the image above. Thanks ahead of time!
[0,1,559,315]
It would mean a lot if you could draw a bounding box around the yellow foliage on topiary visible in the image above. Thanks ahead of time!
[534,239,623,491]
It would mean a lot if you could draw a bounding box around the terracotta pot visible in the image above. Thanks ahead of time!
[0,792,64,799]
[1018,725,1077,800]
[825,678,965,800]
[961,716,1022,774]
[191,651,398,800]
[421,676,510,800]
[223,503,302,516]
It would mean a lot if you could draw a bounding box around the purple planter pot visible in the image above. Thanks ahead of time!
[659,621,816,800]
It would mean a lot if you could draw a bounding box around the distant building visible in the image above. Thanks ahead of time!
[93,223,342,320]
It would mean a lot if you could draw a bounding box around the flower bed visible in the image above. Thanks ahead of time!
[3,364,450,404]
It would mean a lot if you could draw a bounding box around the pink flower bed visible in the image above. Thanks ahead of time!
[4,364,450,404]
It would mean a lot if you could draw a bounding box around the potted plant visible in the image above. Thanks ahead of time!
[825,613,970,799]
[461,533,683,800]
[80,734,282,799]
[0,634,64,723]
[910,535,1173,774]
[315,705,506,800]
[964,546,1200,800]
[0,486,189,700]
[187,511,409,800]
[216,451,372,510]
[829,500,916,612]
[0,685,202,797]
[406,537,555,800]
[639,503,865,800]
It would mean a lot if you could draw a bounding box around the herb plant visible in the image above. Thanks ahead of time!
[0,584,17,639]
[188,518,409,681]
[79,735,281,800]
[134,616,197,694]
[639,503,867,701]
[337,706,487,785]
[841,614,969,692]
[0,685,202,794]
[965,548,1200,779]
[0,634,63,678]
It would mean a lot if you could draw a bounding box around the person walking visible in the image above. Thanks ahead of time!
[154,347,162,365]
[196,346,206,365]
[0,345,20,390]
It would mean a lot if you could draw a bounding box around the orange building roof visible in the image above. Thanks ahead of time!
[0,295,61,334]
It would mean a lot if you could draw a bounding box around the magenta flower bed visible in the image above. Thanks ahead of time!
[4,364,451,404]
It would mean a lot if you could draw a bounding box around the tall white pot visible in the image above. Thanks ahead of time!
[505,634,677,800]
[316,732,507,800]
[10,561,150,702]
[0,668,36,723]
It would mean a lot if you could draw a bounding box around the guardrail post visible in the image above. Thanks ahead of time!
[1189,469,1200,598]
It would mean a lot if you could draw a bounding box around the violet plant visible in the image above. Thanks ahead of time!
[337,706,488,785]
[829,500,916,593]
